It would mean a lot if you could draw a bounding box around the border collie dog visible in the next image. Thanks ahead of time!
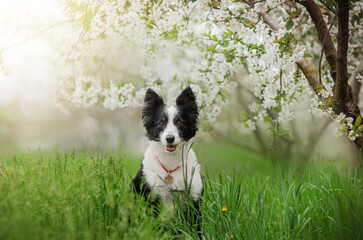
[132,86,203,223]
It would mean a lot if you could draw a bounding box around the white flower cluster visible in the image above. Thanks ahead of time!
[335,114,362,141]
[64,76,101,108]
[103,83,138,110]
[357,74,363,83]
[57,0,362,140]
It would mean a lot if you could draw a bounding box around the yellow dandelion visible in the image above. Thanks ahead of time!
[222,206,227,212]
[106,226,110,230]
[231,234,234,239]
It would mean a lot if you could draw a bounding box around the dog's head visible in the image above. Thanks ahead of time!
[142,86,199,152]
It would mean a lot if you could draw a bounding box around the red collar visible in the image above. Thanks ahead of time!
[154,154,180,173]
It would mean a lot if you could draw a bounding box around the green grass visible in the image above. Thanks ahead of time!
[0,151,169,239]
[0,149,362,239]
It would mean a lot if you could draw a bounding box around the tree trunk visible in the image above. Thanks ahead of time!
[334,0,362,150]
[246,0,363,151]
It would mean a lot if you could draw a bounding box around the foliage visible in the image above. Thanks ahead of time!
[0,151,362,239]
[196,170,363,240]
[0,151,169,239]
[58,0,363,144]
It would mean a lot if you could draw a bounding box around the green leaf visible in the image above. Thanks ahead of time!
[304,53,312,58]
[220,92,226,100]
[258,44,265,51]
[285,19,294,30]
[264,116,273,122]
[239,111,248,118]
[276,129,290,140]
[220,41,229,47]
[273,107,281,113]
[268,126,276,133]
[282,33,293,42]
[356,116,362,125]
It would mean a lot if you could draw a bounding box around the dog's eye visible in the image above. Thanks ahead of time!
[158,121,165,127]
[177,120,183,127]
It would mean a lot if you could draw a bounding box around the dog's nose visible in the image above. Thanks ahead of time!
[166,135,175,144]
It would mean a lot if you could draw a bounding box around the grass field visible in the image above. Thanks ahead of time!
[0,143,362,239]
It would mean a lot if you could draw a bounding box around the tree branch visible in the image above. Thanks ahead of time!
[243,0,326,94]
[0,20,71,54]
[235,81,268,153]
[319,14,337,85]
[243,0,280,31]
[245,0,362,150]
[259,11,280,31]
[334,0,350,113]
[318,0,336,14]
[213,129,262,154]
[349,63,363,106]
[296,0,337,82]
[296,59,326,94]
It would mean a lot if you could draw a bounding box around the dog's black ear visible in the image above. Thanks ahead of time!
[176,86,196,106]
[142,88,164,128]
[144,88,164,106]
[176,86,199,124]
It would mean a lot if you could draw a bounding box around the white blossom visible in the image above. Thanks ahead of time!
[56,0,363,141]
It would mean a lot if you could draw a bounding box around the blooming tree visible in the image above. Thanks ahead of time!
[59,0,363,152]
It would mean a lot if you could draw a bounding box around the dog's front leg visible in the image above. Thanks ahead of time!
[131,164,160,216]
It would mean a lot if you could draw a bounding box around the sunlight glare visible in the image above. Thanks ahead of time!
[0,0,68,106]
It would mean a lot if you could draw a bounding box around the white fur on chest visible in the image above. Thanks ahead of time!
[142,142,203,204]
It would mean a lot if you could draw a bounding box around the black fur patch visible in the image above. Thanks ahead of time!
[142,88,168,141]
[175,87,199,140]
[131,162,160,215]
